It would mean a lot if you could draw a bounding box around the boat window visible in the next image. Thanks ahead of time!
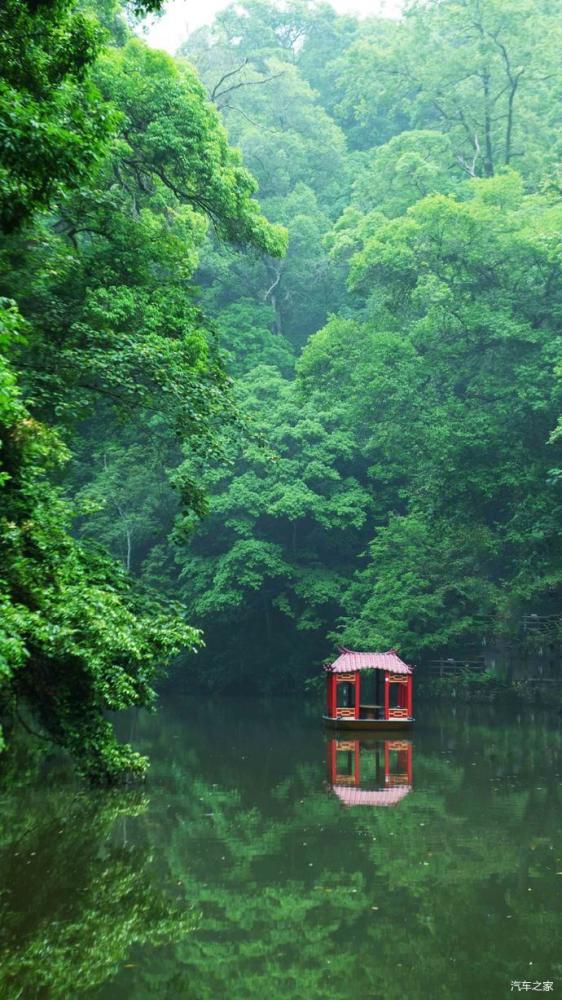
[389,682,408,710]
[389,683,402,709]
[388,747,410,783]
[336,750,354,776]
[336,681,355,708]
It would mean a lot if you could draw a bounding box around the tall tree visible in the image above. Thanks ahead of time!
[0,11,286,777]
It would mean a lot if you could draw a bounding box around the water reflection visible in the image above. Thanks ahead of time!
[0,782,195,999]
[0,697,560,1000]
[327,737,413,806]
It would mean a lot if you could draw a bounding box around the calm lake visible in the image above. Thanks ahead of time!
[1,694,561,999]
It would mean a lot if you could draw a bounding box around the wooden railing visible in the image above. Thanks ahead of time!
[424,658,486,677]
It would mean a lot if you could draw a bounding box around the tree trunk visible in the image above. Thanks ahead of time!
[505,77,519,165]
[481,69,495,176]
[125,528,132,574]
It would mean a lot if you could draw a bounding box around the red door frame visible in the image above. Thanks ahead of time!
[384,671,390,720]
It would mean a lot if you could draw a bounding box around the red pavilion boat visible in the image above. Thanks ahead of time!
[323,648,414,730]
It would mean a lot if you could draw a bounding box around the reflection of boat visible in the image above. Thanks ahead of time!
[327,737,413,807]
[323,648,414,730]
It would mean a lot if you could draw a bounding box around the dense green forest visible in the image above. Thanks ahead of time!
[1,0,561,778]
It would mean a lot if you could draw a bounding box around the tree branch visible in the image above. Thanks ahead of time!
[210,59,249,101]
[214,71,285,107]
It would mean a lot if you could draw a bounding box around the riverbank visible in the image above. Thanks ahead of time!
[417,669,562,708]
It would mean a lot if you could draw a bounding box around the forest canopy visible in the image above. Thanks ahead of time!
[1,0,561,775]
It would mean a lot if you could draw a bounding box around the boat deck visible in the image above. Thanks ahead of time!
[323,715,414,731]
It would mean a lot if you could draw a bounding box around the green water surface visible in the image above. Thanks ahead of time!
[1,695,561,999]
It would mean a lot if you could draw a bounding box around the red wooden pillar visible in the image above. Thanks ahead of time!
[384,671,390,720]
[328,739,337,782]
[326,672,332,717]
[407,674,413,718]
[354,670,361,719]
[354,741,361,785]
[384,740,390,784]
[406,743,413,784]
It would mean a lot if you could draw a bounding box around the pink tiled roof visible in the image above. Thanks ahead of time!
[327,649,412,674]
[333,785,412,807]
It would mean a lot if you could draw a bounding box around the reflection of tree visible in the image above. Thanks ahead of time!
[1,710,560,998]
[0,781,196,999]
[130,713,561,1000]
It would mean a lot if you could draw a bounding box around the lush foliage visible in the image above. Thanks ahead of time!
[0,1,284,777]
[160,0,562,689]
[2,0,562,768]
[0,313,201,780]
